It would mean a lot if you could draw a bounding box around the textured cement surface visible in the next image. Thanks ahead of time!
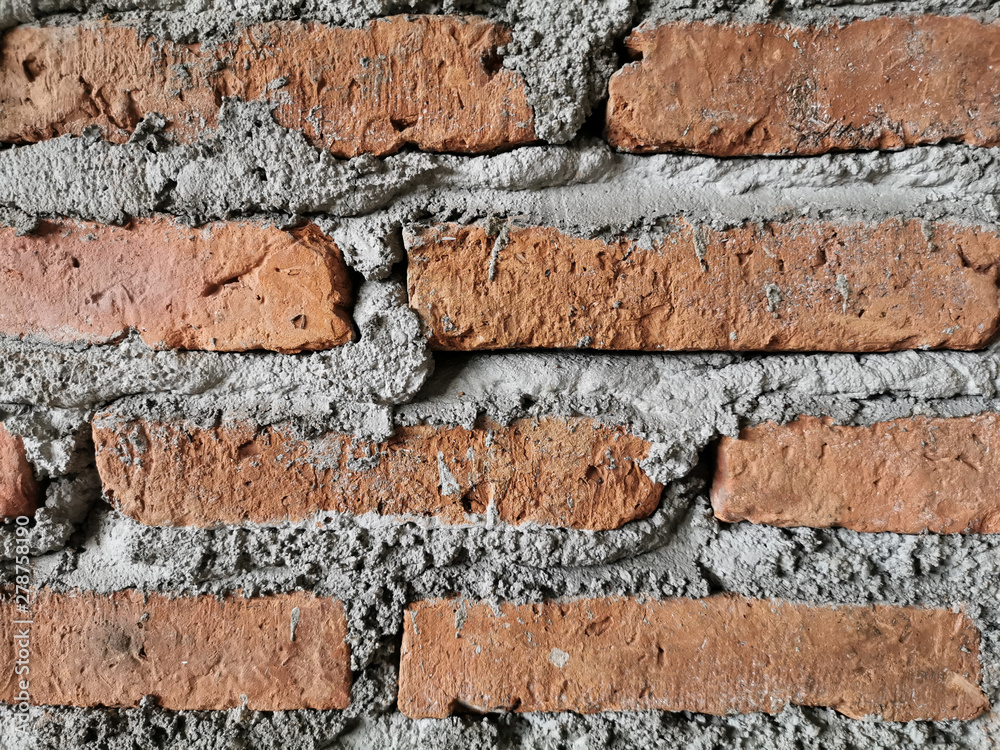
[3,0,1000,746]
[3,106,1000,277]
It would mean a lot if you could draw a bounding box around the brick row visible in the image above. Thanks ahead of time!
[8,216,997,355]
[0,17,536,156]
[0,424,35,519]
[96,408,1000,537]
[713,414,1000,534]
[93,415,661,529]
[3,16,997,157]
[0,218,353,353]
[398,595,988,720]
[407,220,1000,352]
[1,592,985,719]
[0,591,350,710]
[606,16,1000,155]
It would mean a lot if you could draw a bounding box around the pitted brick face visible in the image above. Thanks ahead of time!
[0,591,350,710]
[0,424,36,519]
[0,219,353,352]
[0,17,537,156]
[713,414,1000,534]
[92,415,662,529]
[398,595,988,721]
[406,220,1000,352]
[606,16,1000,156]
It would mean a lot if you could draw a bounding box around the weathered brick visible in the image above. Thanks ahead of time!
[0,218,353,352]
[92,415,660,529]
[0,17,536,156]
[398,595,988,720]
[406,220,1000,352]
[0,590,350,710]
[606,17,1000,155]
[713,414,1000,534]
[0,424,36,519]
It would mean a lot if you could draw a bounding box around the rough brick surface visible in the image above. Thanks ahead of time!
[93,416,661,529]
[606,16,1000,155]
[0,219,353,352]
[0,17,536,156]
[407,220,1000,352]
[398,595,988,721]
[0,424,36,519]
[0,590,350,710]
[713,414,1000,534]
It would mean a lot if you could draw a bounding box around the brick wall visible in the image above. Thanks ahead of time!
[1,1,1000,748]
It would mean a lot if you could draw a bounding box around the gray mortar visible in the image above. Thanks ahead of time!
[4,106,1000,280]
[4,702,997,749]
[7,0,1000,28]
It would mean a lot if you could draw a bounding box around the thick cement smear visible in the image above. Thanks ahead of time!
[4,107,1000,277]
[0,281,430,414]
[3,1,1000,747]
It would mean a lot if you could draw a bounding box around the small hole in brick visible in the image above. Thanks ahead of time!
[389,115,418,133]
[202,276,241,297]
[584,616,612,637]
[480,49,503,78]
[22,56,42,82]
[70,257,80,268]
[460,491,487,515]
[237,441,262,460]
[291,314,307,329]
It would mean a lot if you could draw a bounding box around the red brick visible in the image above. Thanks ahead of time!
[398,595,988,720]
[0,218,353,352]
[606,16,1000,155]
[406,220,1000,352]
[0,17,536,156]
[0,424,36,519]
[92,416,661,530]
[713,414,1000,534]
[0,590,350,710]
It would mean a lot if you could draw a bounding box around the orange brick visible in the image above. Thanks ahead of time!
[0,424,36,519]
[713,414,1000,534]
[0,590,350,710]
[398,595,988,721]
[0,218,353,352]
[606,16,1000,155]
[406,220,1000,352]
[92,416,661,530]
[0,17,536,156]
